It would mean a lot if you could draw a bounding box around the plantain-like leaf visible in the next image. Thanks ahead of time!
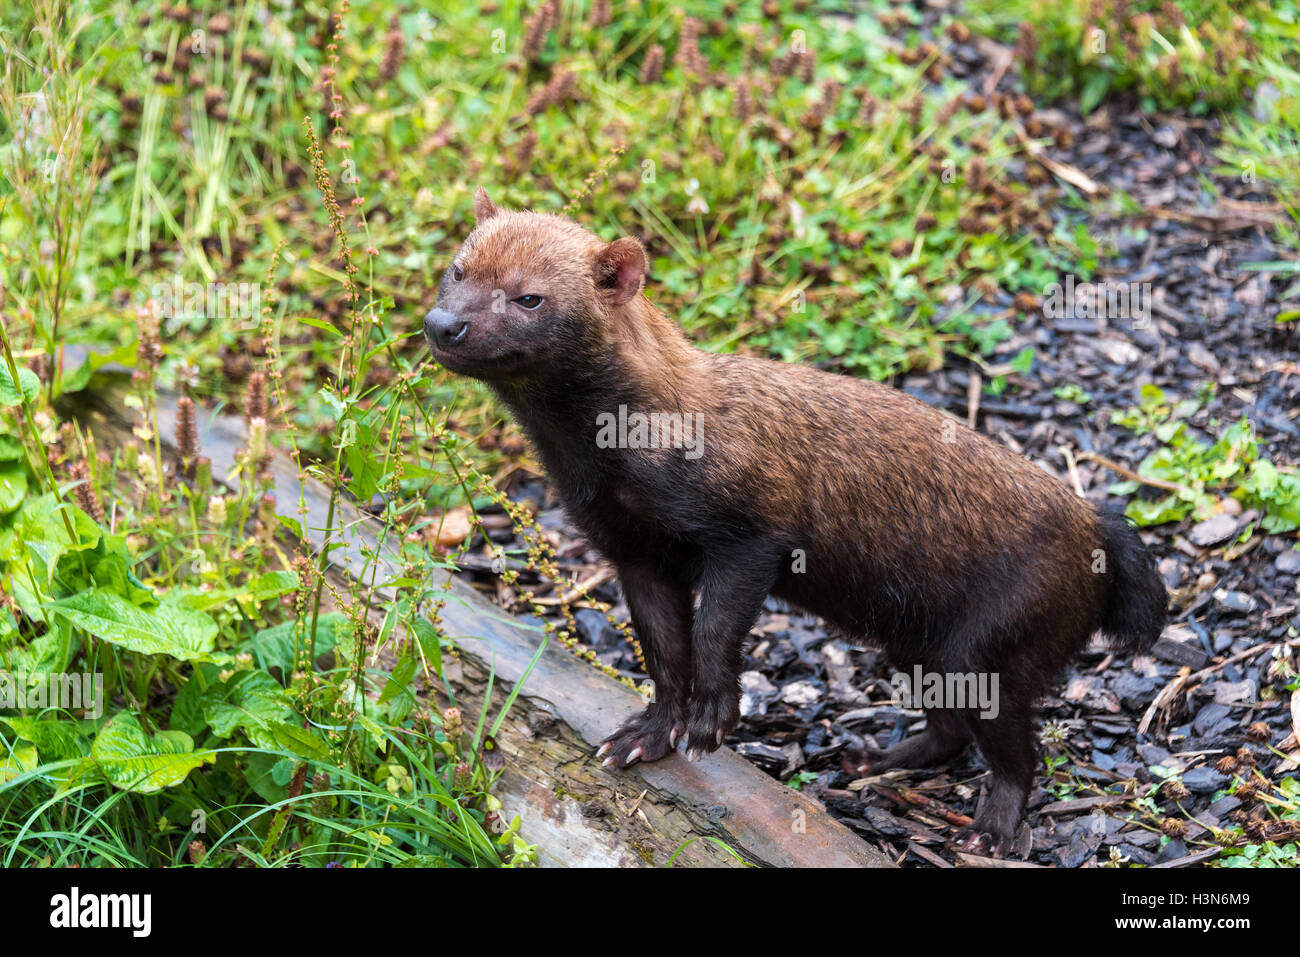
[0,462,27,513]
[89,713,214,793]
[1,716,88,762]
[48,588,217,660]
[15,494,100,588]
[244,570,300,602]
[242,612,345,674]
[202,670,296,741]
[0,431,25,461]
[0,364,40,407]
[0,743,38,782]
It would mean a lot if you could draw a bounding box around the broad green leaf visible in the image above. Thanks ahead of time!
[0,743,38,782]
[167,585,239,613]
[56,343,136,396]
[265,721,331,762]
[202,670,296,743]
[49,589,217,660]
[377,648,417,706]
[410,619,443,675]
[86,534,155,606]
[1,716,87,762]
[90,713,214,793]
[244,570,299,602]
[242,612,346,673]
[0,364,40,407]
[54,533,154,606]
[1125,495,1186,527]
[170,663,220,737]
[6,617,79,674]
[0,463,26,512]
[15,494,101,587]
[276,515,304,539]
[0,431,24,461]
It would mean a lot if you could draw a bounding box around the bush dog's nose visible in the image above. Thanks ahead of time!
[425,308,468,348]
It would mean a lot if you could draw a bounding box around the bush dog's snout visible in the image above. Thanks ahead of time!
[424,307,468,349]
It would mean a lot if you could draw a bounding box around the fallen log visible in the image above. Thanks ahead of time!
[68,368,892,868]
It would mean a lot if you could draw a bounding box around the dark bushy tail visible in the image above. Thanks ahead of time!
[1098,505,1167,652]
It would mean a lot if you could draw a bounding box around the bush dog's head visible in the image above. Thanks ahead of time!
[424,188,651,384]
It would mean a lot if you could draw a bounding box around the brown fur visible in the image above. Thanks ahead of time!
[424,190,1167,851]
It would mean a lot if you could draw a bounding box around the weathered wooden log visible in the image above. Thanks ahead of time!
[67,368,893,868]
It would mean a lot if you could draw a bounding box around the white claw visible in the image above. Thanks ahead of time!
[669,729,679,748]
[596,742,612,759]
[626,747,642,764]
[687,749,699,763]
[602,756,616,767]
[716,729,724,746]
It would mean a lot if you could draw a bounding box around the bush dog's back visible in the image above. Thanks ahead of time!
[425,188,1167,852]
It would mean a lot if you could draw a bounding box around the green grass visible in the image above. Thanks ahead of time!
[968,0,1300,114]
[1219,58,1300,258]
[2,0,1084,401]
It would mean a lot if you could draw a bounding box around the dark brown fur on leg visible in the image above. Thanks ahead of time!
[598,560,693,766]
[844,709,972,777]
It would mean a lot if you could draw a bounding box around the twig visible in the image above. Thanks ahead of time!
[1139,638,1300,735]
[1073,450,1185,493]
[1150,847,1222,868]
[872,783,974,828]
[1061,446,1085,498]
[908,843,953,868]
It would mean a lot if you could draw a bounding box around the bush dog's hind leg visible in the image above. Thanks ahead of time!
[843,709,973,777]
[960,697,1038,854]
[684,540,781,761]
[597,561,694,767]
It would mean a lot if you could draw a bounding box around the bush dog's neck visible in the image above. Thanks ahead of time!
[493,294,700,464]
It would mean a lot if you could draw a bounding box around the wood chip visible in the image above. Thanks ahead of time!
[955,852,1045,868]
[907,841,953,868]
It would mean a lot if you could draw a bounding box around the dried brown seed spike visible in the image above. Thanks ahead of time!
[176,395,200,464]
[639,44,664,84]
[381,15,405,80]
[246,370,268,422]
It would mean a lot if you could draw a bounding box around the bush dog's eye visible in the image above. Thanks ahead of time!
[451,265,464,281]
[514,294,543,310]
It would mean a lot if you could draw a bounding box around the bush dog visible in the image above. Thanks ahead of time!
[424,188,1167,851]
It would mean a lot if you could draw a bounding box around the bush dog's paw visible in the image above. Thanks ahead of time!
[597,707,684,768]
[952,826,1012,859]
[683,694,740,762]
[840,746,885,778]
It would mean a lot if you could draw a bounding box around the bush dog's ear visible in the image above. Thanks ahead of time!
[473,186,499,223]
[594,236,648,305]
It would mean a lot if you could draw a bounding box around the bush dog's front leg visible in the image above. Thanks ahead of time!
[684,540,781,761]
[597,560,694,767]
